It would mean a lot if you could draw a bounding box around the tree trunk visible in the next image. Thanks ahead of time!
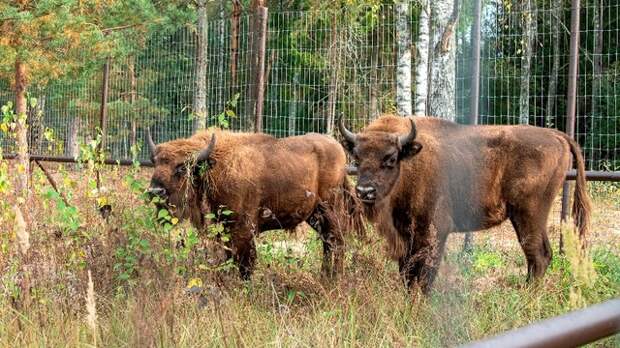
[66,116,81,158]
[193,0,208,132]
[519,0,535,125]
[129,56,137,149]
[428,0,459,120]
[289,71,299,136]
[326,15,340,134]
[27,94,45,155]
[415,0,431,116]
[369,27,380,119]
[218,1,226,111]
[396,1,413,116]
[243,0,267,131]
[14,59,30,204]
[230,0,242,90]
[546,0,562,128]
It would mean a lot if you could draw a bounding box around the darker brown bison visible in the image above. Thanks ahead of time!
[146,129,362,279]
[339,114,591,292]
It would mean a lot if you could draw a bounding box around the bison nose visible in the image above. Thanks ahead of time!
[356,185,376,202]
[147,186,167,198]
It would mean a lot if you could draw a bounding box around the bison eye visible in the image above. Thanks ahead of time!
[382,153,398,168]
[174,164,187,177]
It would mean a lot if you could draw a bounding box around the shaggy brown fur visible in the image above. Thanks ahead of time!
[148,129,364,279]
[340,114,591,292]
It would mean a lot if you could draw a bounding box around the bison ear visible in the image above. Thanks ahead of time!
[192,133,217,175]
[340,138,355,154]
[193,156,216,174]
[399,141,422,160]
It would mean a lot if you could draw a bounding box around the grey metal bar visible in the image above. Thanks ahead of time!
[560,0,581,221]
[3,156,619,179]
[566,169,620,181]
[461,299,620,348]
[346,165,620,182]
[3,154,154,167]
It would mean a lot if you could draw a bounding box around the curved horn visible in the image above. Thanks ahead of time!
[146,128,157,156]
[338,116,357,144]
[196,133,216,163]
[398,119,417,147]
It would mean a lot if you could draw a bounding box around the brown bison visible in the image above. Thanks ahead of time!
[339,114,591,292]
[146,129,362,279]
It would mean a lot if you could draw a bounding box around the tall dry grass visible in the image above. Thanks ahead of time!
[0,163,618,347]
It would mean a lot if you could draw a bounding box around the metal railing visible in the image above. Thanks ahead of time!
[462,298,620,348]
[345,165,620,182]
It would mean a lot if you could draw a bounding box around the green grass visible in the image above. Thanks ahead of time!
[1,166,619,347]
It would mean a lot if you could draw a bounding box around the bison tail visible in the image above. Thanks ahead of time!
[566,135,592,248]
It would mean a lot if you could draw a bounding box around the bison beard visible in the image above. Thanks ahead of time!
[147,129,364,280]
[339,114,591,293]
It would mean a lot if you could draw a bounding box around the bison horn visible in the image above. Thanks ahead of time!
[338,116,357,144]
[398,119,417,147]
[195,133,216,164]
[146,128,157,156]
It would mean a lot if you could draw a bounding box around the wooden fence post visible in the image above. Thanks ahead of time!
[254,6,268,133]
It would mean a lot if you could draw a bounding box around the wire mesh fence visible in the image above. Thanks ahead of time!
[0,0,618,171]
[457,0,619,171]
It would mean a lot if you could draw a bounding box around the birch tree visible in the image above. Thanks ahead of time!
[193,0,208,131]
[415,0,431,116]
[428,0,459,120]
[396,1,413,116]
[519,0,536,125]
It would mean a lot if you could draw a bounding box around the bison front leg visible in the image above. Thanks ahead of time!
[399,221,447,294]
[417,231,448,293]
[230,220,257,281]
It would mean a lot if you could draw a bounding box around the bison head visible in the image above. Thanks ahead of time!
[339,118,422,205]
[146,129,216,221]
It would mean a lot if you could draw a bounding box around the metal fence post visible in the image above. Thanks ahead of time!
[560,0,581,251]
[469,0,481,126]
[462,0,482,253]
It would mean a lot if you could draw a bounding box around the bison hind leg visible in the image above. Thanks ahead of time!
[509,209,553,282]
